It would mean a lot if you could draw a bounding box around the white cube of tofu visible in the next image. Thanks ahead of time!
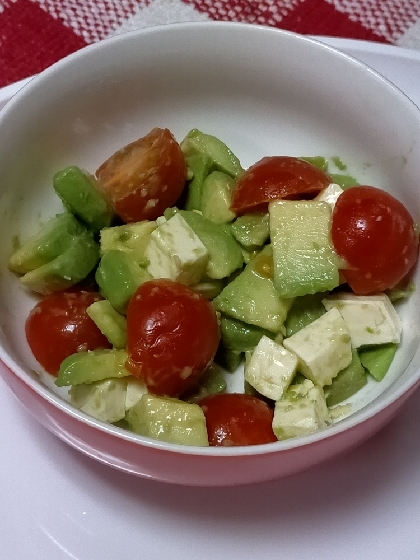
[283,307,352,386]
[146,212,208,285]
[272,379,331,440]
[322,292,402,348]
[245,336,298,401]
[315,183,343,208]
[70,378,127,423]
[125,377,148,410]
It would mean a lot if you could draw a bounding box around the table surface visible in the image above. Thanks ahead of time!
[1,34,420,560]
[1,0,420,89]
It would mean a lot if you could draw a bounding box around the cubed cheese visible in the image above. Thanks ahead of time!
[245,335,298,401]
[283,307,352,386]
[272,379,331,440]
[315,183,343,208]
[70,378,127,423]
[146,212,209,285]
[322,292,402,348]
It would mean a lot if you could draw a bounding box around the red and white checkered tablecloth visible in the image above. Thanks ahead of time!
[1,0,420,88]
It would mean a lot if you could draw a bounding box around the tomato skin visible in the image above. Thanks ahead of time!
[199,393,277,446]
[126,279,220,397]
[230,156,331,215]
[96,128,187,222]
[331,186,418,295]
[25,291,112,376]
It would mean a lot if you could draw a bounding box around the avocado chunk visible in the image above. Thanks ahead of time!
[358,343,397,381]
[56,348,131,387]
[177,209,243,280]
[285,292,328,337]
[200,171,236,224]
[99,220,156,261]
[53,166,114,232]
[19,226,100,295]
[8,211,86,274]
[220,315,275,353]
[95,249,151,314]
[231,212,270,249]
[184,153,213,211]
[180,129,243,179]
[86,299,127,349]
[324,349,367,407]
[213,245,293,332]
[214,346,243,372]
[269,200,340,299]
[125,394,209,446]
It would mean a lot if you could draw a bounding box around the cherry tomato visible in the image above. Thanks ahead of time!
[126,279,220,397]
[230,156,331,215]
[331,185,418,295]
[199,393,277,446]
[25,290,112,376]
[96,128,187,222]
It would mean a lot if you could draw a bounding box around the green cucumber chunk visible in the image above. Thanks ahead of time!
[95,250,151,314]
[86,299,127,349]
[53,166,114,232]
[8,212,86,274]
[180,129,243,179]
[200,170,236,224]
[56,349,131,387]
[213,245,293,332]
[19,227,100,295]
[269,200,340,299]
[324,350,367,407]
[358,343,398,381]
[125,394,209,446]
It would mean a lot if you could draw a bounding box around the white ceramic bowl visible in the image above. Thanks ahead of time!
[0,22,419,487]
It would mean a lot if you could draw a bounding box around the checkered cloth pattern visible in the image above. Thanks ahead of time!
[1,0,420,88]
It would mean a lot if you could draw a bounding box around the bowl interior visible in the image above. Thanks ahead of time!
[0,22,419,448]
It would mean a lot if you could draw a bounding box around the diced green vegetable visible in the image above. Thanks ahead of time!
[56,349,131,387]
[180,128,243,179]
[53,166,114,232]
[86,299,127,349]
[358,343,398,381]
[324,350,367,407]
[269,200,340,299]
[213,245,293,332]
[125,394,209,446]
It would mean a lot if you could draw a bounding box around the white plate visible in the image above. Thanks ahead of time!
[1,37,420,560]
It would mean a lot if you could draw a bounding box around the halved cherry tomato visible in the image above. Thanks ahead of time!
[199,393,277,446]
[230,156,331,215]
[96,128,187,222]
[25,290,112,376]
[126,279,220,397]
[331,185,418,294]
